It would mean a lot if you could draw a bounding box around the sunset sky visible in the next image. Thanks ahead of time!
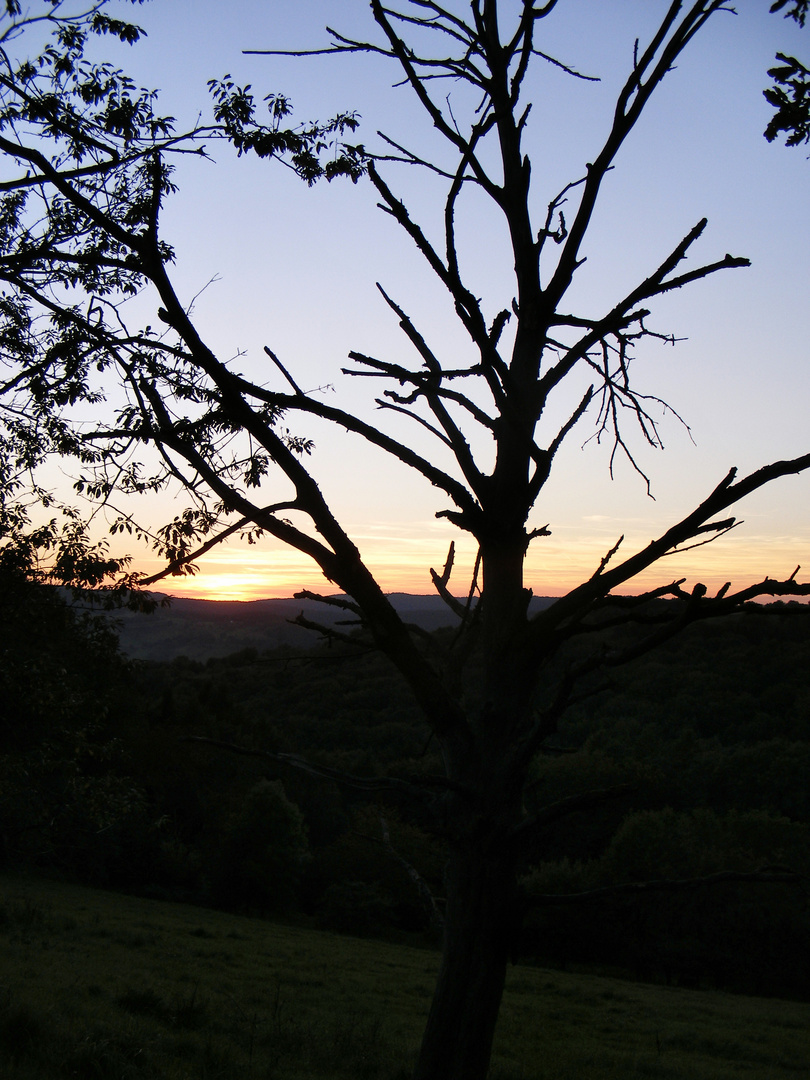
[66,1,810,601]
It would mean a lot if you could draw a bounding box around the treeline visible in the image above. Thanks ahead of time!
[2,566,809,996]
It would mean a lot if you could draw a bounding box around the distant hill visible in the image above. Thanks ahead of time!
[112,593,555,661]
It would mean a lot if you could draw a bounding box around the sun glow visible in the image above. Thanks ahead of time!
[137,526,810,604]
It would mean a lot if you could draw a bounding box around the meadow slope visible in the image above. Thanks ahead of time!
[1,875,808,1079]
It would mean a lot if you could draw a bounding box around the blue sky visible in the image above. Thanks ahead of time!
[75,1,810,599]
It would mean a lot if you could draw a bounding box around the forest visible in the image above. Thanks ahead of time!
[3,566,809,1002]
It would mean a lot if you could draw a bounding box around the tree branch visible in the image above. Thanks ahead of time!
[525,866,803,907]
[181,735,474,800]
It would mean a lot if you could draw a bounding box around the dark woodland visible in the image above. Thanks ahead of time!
[1,3,809,1078]
[2,580,810,1003]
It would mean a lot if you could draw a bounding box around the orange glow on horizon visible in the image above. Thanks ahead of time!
[141,530,809,604]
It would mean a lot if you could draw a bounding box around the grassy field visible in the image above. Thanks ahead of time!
[0,874,808,1079]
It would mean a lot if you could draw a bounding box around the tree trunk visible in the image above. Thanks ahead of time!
[413,837,519,1080]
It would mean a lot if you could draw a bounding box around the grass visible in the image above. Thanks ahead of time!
[0,874,808,1079]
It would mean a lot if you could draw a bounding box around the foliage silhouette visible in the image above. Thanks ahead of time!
[0,557,151,881]
[766,0,810,147]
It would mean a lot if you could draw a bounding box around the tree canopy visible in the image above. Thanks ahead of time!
[765,0,810,146]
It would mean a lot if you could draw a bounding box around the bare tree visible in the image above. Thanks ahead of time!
[1,3,808,1078]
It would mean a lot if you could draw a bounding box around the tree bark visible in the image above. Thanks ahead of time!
[413,826,519,1080]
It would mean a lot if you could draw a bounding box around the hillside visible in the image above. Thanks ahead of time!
[112,593,555,660]
[10,585,808,1004]
[2,874,809,1080]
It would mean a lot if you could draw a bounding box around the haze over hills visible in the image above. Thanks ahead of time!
[113,593,556,661]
